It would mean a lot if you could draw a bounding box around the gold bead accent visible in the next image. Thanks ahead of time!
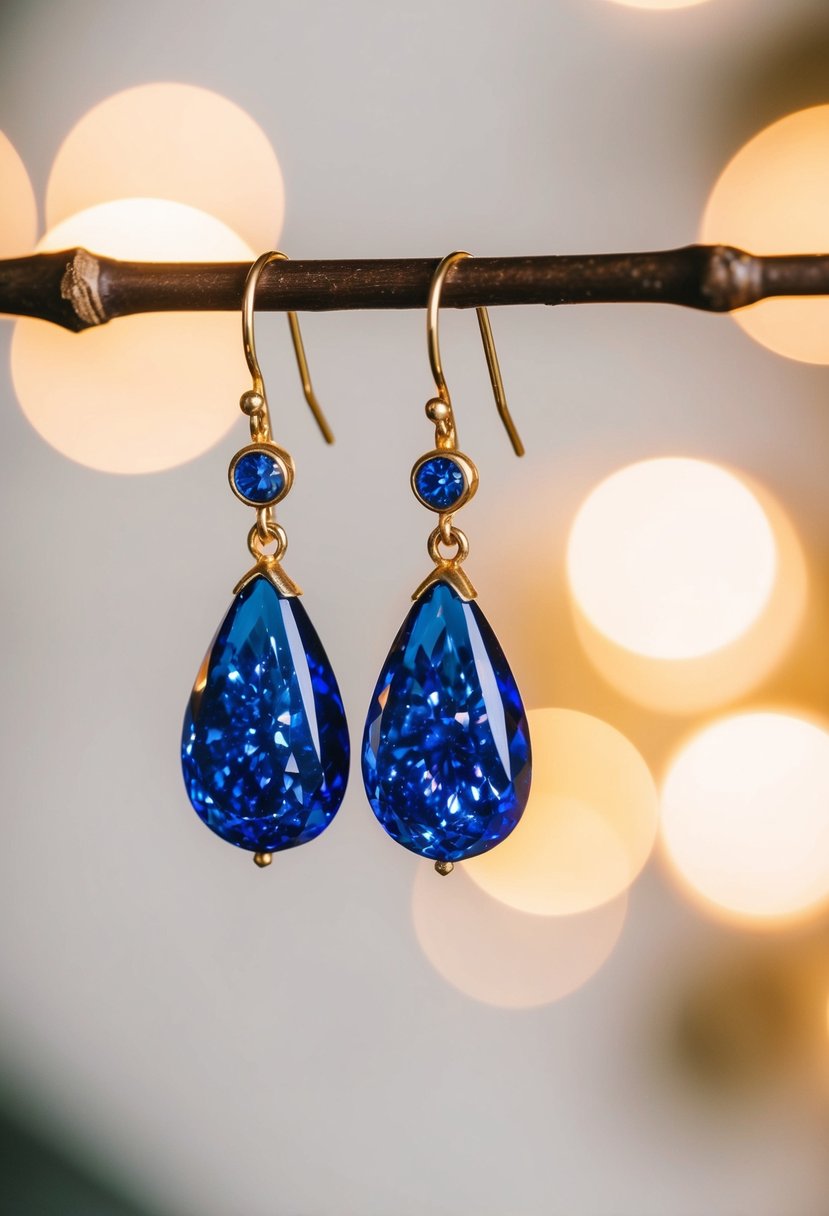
[434,860,454,876]
[425,397,451,425]
[240,389,265,416]
[253,852,273,868]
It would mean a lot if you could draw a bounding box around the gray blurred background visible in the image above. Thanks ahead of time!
[2,1,829,1213]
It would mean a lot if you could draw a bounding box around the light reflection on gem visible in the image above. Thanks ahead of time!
[414,456,466,510]
[363,581,531,863]
[182,576,349,853]
[232,450,286,504]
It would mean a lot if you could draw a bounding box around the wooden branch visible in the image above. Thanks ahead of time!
[1,246,829,332]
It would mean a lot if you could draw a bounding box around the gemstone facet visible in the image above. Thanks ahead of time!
[362,580,531,863]
[182,575,349,853]
[413,455,466,511]
[231,449,286,505]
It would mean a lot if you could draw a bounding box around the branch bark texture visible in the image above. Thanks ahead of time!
[1,246,828,332]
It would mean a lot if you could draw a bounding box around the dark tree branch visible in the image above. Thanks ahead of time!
[1,246,829,332]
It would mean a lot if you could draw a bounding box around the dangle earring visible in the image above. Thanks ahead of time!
[181,252,350,868]
[361,251,532,875]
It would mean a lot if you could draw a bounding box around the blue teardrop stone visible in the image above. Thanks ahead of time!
[414,456,466,510]
[362,580,531,863]
[182,575,349,853]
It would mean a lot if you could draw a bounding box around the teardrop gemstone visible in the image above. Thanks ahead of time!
[362,579,531,863]
[182,575,349,853]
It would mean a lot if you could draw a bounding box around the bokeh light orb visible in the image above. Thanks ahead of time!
[571,481,806,716]
[661,712,829,927]
[46,83,284,251]
[0,130,37,259]
[412,865,628,1009]
[702,105,829,364]
[465,709,658,915]
[567,458,777,660]
[11,199,253,474]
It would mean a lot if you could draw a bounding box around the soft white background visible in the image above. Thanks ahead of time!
[2,1,829,1213]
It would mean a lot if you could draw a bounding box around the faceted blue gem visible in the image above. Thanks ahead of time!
[362,579,531,863]
[414,456,466,510]
[232,450,285,504]
[182,575,349,853]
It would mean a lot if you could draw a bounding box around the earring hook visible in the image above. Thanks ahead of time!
[426,250,524,457]
[242,251,334,444]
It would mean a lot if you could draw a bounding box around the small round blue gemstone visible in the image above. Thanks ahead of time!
[414,456,466,510]
[232,450,285,504]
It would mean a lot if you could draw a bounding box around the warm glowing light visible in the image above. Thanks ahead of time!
[567,458,777,661]
[0,131,37,260]
[604,0,715,9]
[702,105,829,364]
[661,713,829,927]
[11,199,253,474]
[37,198,253,262]
[572,482,806,715]
[465,709,657,915]
[412,865,627,1008]
[46,83,284,251]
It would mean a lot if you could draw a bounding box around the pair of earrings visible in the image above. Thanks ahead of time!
[181,251,532,875]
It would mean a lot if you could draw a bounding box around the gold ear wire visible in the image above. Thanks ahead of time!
[242,251,334,444]
[426,250,524,457]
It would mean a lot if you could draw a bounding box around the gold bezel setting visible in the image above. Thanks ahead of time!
[410,449,478,514]
[234,561,302,599]
[228,443,295,508]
